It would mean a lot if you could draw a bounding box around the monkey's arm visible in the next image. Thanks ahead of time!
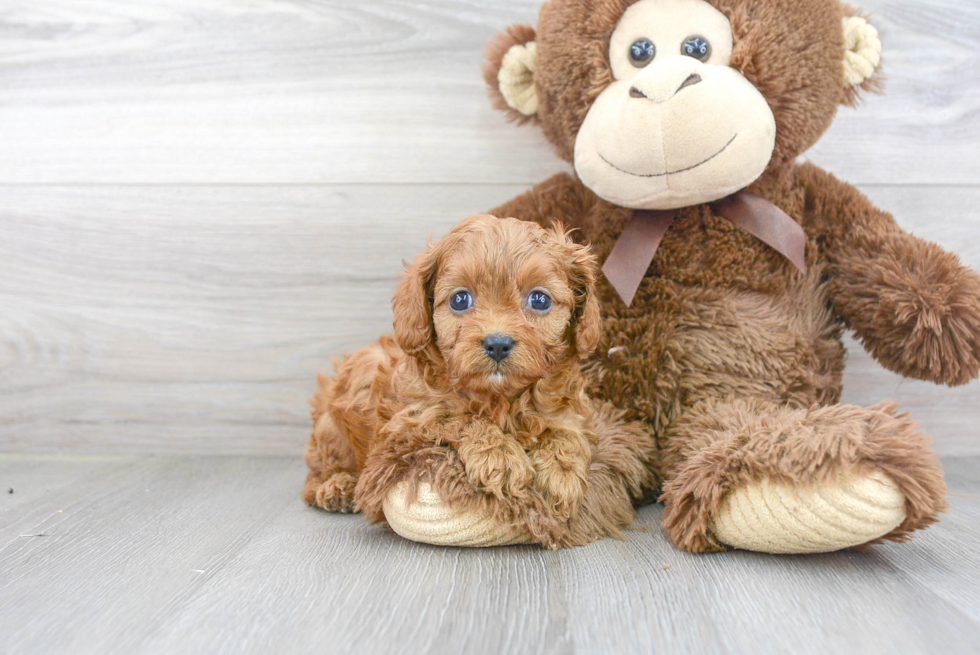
[489,172,596,230]
[798,162,980,386]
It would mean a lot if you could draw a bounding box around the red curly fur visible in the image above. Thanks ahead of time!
[303,215,657,548]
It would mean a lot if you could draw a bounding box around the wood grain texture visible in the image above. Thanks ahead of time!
[2,184,979,455]
[0,184,523,453]
[0,455,301,654]
[0,0,978,185]
[1,454,978,654]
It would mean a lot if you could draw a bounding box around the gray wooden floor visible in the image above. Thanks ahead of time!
[2,454,979,654]
[2,1,980,653]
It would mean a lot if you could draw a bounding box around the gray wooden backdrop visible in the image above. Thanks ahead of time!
[1,0,979,456]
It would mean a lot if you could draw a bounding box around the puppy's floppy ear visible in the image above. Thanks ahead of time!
[551,223,602,359]
[392,242,442,358]
[483,24,539,124]
[392,217,481,358]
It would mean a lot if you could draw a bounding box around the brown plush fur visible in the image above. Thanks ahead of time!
[303,215,658,549]
[482,0,967,552]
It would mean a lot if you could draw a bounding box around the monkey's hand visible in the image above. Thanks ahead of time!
[831,237,980,386]
[799,162,980,386]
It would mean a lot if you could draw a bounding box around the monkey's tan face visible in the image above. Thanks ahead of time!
[429,230,576,396]
[573,0,777,210]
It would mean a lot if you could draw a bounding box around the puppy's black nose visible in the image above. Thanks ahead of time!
[483,334,514,363]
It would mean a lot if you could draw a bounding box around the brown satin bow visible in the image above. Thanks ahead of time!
[601,191,807,306]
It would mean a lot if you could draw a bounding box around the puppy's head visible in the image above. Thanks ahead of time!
[392,214,601,394]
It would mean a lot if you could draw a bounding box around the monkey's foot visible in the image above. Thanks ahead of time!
[383,482,533,547]
[709,470,906,554]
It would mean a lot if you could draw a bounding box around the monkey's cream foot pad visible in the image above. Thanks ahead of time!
[709,470,907,554]
[382,482,533,547]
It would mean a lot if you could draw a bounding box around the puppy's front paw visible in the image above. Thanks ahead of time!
[531,449,589,522]
[457,431,535,500]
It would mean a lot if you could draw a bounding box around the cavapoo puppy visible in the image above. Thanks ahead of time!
[303,215,655,548]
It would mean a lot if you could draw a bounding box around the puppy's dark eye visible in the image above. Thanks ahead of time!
[527,291,552,312]
[681,35,711,61]
[449,290,473,312]
[629,38,656,67]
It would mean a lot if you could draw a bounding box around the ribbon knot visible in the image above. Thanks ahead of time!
[601,191,807,307]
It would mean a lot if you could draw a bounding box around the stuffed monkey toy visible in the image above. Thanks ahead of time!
[376,0,978,553]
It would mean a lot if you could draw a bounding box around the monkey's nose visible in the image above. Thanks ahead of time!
[676,73,702,93]
[630,73,702,101]
[483,334,514,363]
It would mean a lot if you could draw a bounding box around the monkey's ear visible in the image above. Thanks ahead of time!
[840,7,883,106]
[483,24,539,123]
[551,223,602,359]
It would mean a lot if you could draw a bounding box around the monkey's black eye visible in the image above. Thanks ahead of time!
[527,290,553,312]
[449,290,473,312]
[681,36,711,61]
[629,38,656,67]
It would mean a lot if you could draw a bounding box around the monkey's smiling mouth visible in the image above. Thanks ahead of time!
[599,133,738,178]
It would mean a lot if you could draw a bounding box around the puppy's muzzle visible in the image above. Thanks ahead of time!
[482,334,514,363]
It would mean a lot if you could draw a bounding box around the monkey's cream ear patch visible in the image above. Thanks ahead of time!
[383,482,533,547]
[498,41,538,116]
[842,16,882,87]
